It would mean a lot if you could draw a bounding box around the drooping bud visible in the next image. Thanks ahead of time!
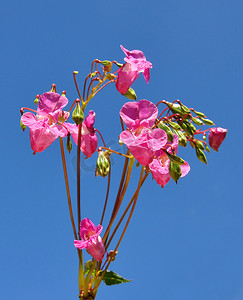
[20,118,26,132]
[173,130,187,147]
[180,120,196,136]
[72,99,84,125]
[169,161,182,183]
[192,109,206,118]
[123,87,137,100]
[157,122,174,142]
[107,250,118,262]
[34,94,40,105]
[208,127,228,151]
[205,145,210,152]
[195,147,207,164]
[167,120,181,130]
[66,133,72,153]
[101,60,112,72]
[196,140,205,150]
[96,151,110,178]
[165,101,191,117]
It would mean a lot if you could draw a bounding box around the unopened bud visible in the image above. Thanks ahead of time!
[66,133,72,153]
[203,133,207,140]
[169,161,182,183]
[195,147,207,164]
[200,117,215,126]
[101,60,112,72]
[61,90,66,97]
[180,120,196,136]
[72,100,84,125]
[165,101,190,117]
[107,250,118,262]
[96,151,110,178]
[34,94,40,105]
[50,83,56,92]
[157,122,174,142]
[205,145,210,152]
[124,87,137,100]
[20,118,26,132]
[106,73,116,80]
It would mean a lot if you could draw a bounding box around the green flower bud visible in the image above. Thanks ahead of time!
[20,118,26,132]
[166,152,185,165]
[189,141,196,148]
[200,117,215,125]
[203,134,207,140]
[195,147,207,164]
[180,120,196,136]
[169,161,182,183]
[72,100,84,125]
[123,88,137,100]
[205,145,210,152]
[66,133,72,153]
[167,120,181,130]
[173,130,187,147]
[96,151,110,178]
[100,60,112,66]
[157,122,174,142]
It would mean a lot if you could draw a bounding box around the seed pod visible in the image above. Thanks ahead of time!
[200,117,215,125]
[168,120,181,130]
[157,122,174,142]
[72,100,84,125]
[166,152,185,165]
[205,145,210,152]
[169,161,182,183]
[193,110,206,118]
[66,133,72,153]
[180,121,195,136]
[191,117,204,126]
[173,130,187,147]
[96,151,110,178]
[123,88,137,100]
[195,147,207,164]
[196,140,205,150]
[165,101,190,116]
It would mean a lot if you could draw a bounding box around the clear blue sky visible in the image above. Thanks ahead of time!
[1,0,242,299]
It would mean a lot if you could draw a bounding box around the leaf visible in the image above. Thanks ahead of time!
[101,270,132,286]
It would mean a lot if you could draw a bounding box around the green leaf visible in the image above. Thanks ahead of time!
[101,270,132,286]
[166,152,185,165]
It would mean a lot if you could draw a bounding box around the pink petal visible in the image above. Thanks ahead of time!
[116,64,139,95]
[21,112,38,128]
[149,159,171,188]
[86,236,105,262]
[37,92,68,118]
[208,127,228,151]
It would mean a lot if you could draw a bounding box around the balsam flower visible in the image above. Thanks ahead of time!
[116,45,152,95]
[74,218,105,262]
[21,92,68,153]
[149,135,190,187]
[208,127,228,151]
[66,110,98,158]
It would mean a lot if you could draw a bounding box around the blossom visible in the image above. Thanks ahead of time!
[149,135,190,187]
[21,92,68,153]
[116,45,152,95]
[120,99,158,133]
[208,127,228,151]
[66,110,98,158]
[74,218,105,262]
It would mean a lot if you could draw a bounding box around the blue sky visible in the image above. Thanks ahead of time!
[0,0,242,299]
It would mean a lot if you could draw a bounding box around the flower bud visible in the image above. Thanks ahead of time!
[167,121,181,130]
[180,120,196,136]
[20,118,26,132]
[165,101,190,117]
[169,161,182,183]
[72,100,84,125]
[196,140,205,150]
[66,133,72,153]
[195,147,207,164]
[208,127,228,151]
[96,151,110,177]
[34,94,40,105]
[200,117,214,125]
[158,122,174,142]
[107,250,118,262]
[191,117,204,126]
[192,110,206,118]
[205,145,210,152]
[123,87,137,100]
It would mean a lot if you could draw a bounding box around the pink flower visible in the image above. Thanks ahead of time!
[66,110,98,158]
[149,135,190,187]
[120,128,167,166]
[74,218,105,262]
[208,127,228,151]
[120,99,158,133]
[21,92,68,153]
[116,45,152,95]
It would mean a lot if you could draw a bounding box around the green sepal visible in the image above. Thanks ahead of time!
[169,161,182,183]
[166,152,185,165]
[100,270,131,286]
[123,88,137,100]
